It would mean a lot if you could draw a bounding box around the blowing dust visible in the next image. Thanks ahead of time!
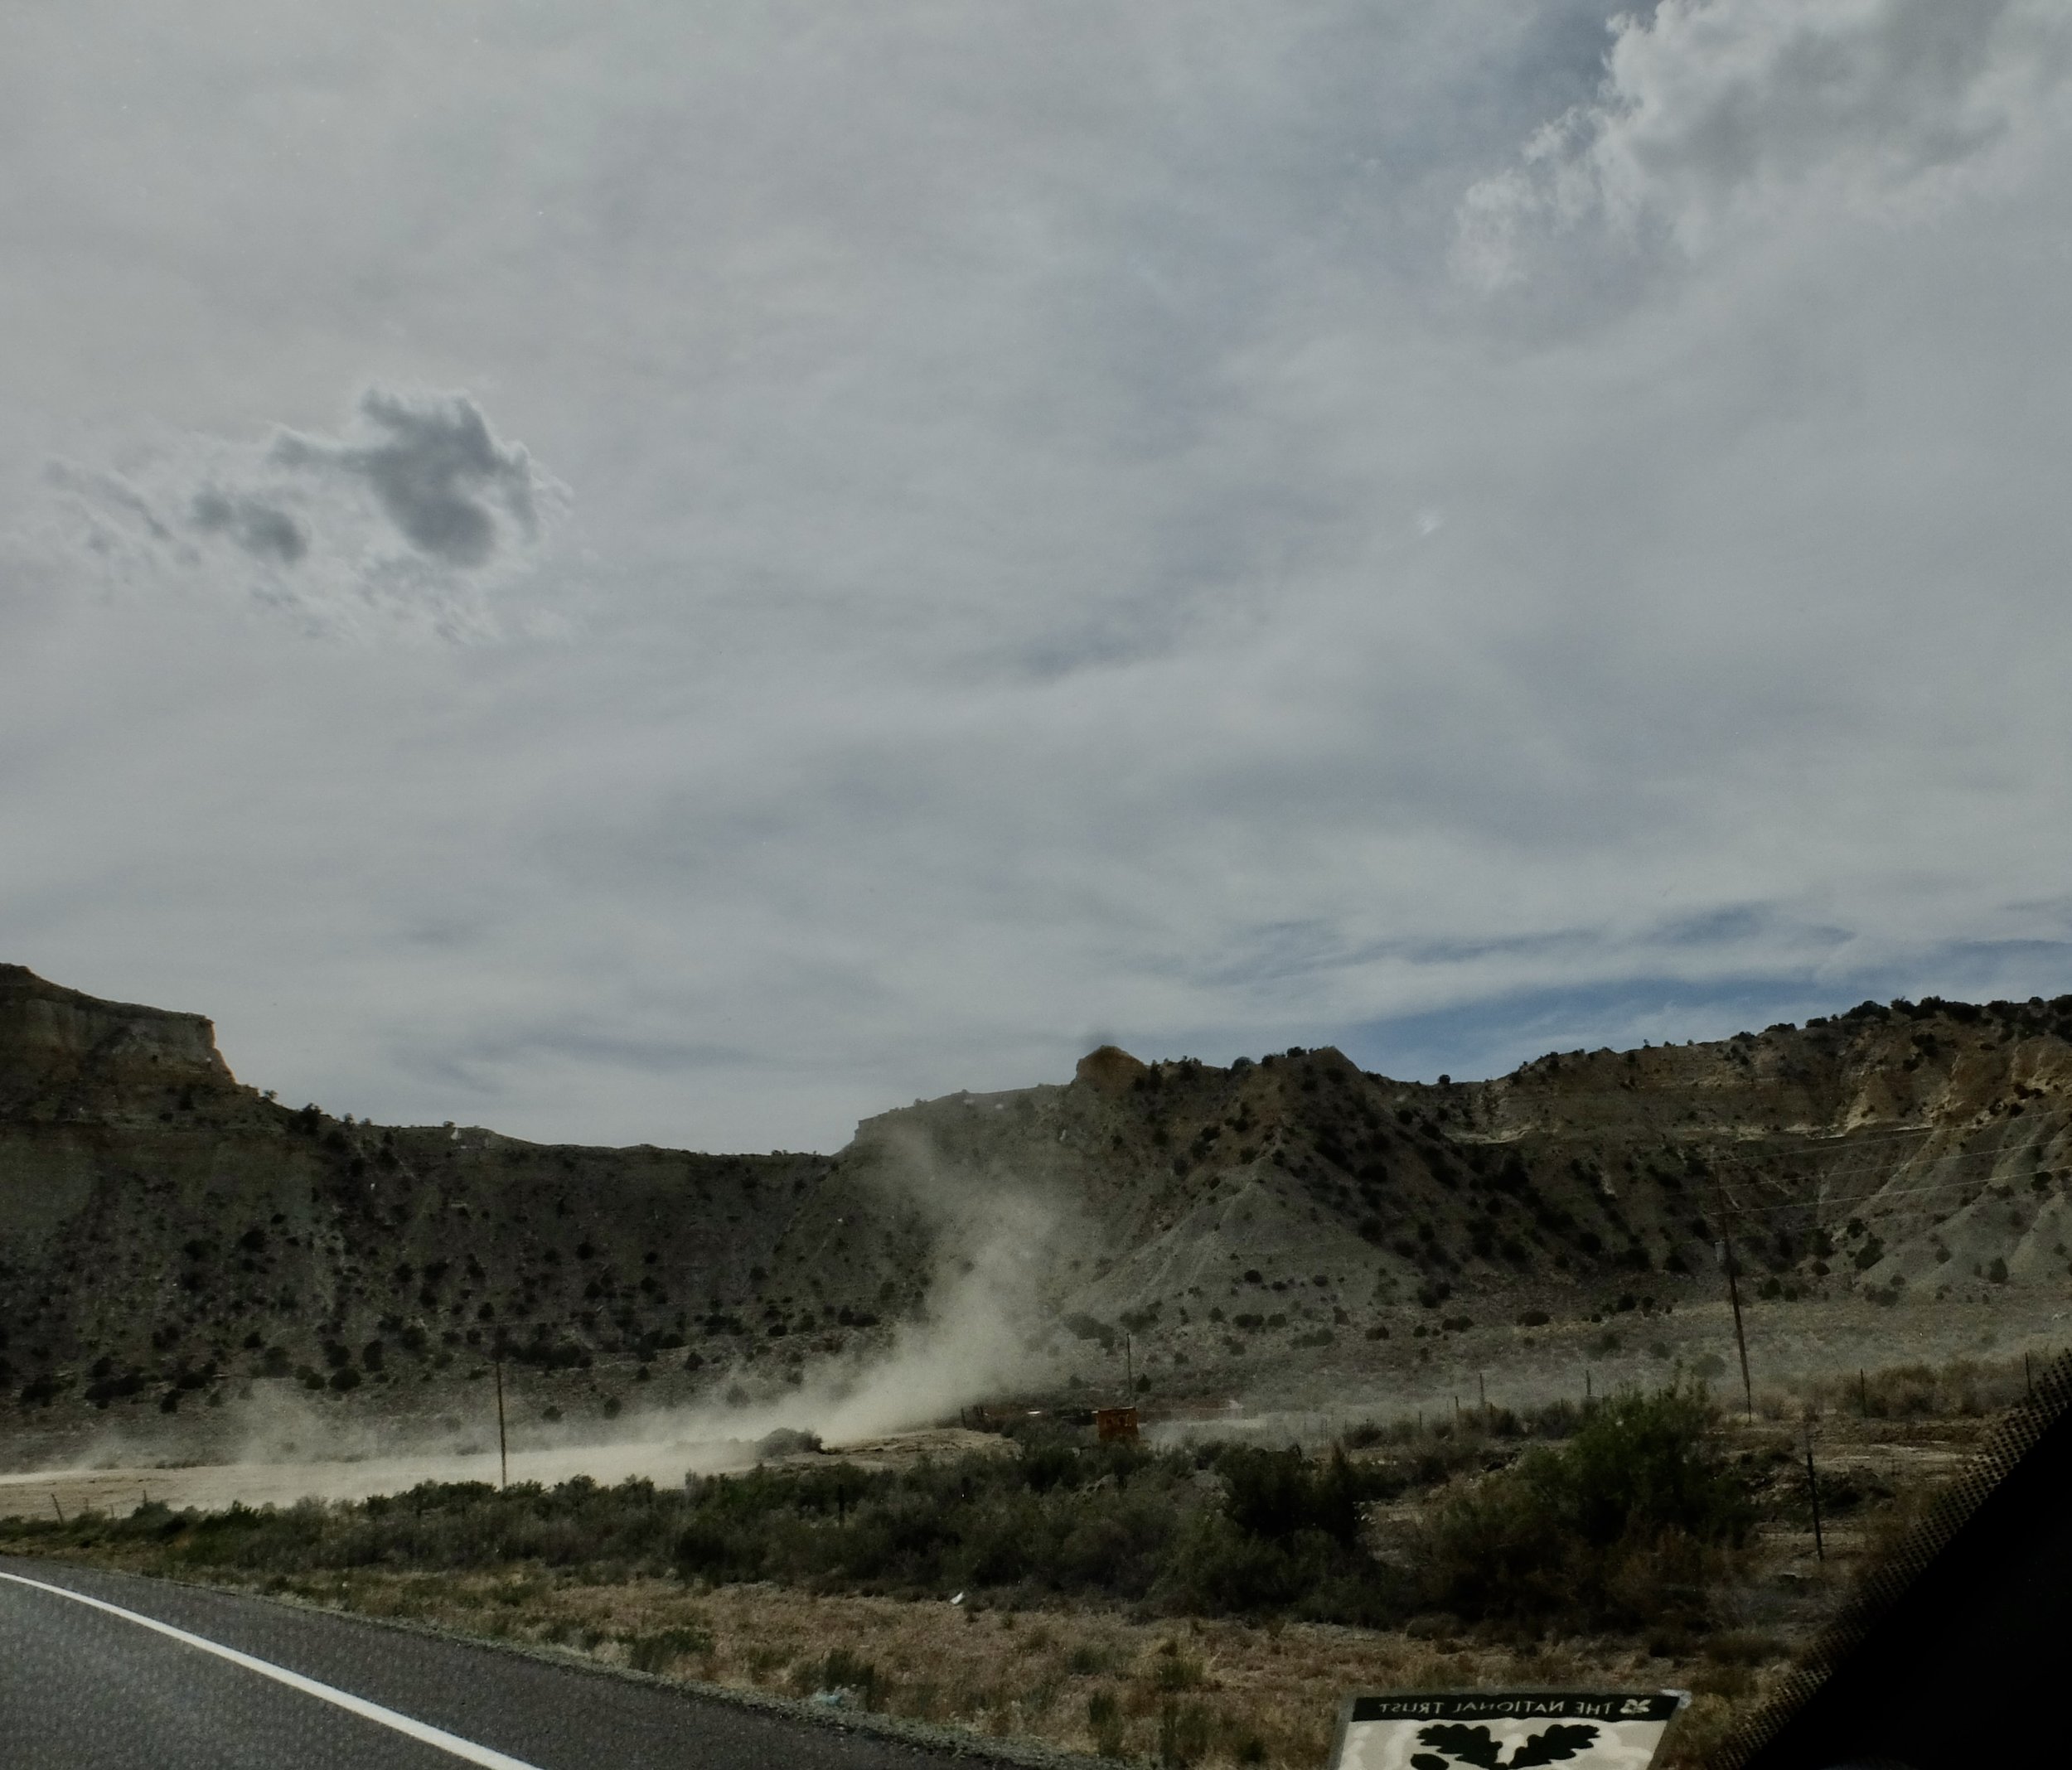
[1,1143,1075,1519]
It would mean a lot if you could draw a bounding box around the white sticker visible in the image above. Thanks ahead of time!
[1332,1690,1688,1770]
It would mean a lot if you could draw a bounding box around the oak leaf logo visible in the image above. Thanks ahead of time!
[1409,1719,1601,1769]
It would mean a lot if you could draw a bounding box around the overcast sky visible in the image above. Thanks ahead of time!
[5,1,2071,1152]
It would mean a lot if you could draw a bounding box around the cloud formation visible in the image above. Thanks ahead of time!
[29,387,564,641]
[190,488,307,564]
[2,2,2070,1150]
[270,388,545,568]
[1455,0,2072,285]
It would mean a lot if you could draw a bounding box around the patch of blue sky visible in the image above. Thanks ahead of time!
[1328,938,2072,1086]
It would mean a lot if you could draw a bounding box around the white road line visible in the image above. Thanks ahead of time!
[0,1569,546,1769]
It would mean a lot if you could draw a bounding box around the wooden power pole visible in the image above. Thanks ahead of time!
[495,1357,509,1490]
[1718,1216,1755,1419]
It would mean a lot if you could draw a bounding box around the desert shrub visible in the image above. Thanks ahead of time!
[0,1429,1586,1631]
[1414,1381,1749,1628]
[1088,1690,1127,1758]
[1138,1446,1406,1622]
[17,1373,69,1407]
[1159,1698,1214,1766]
[1832,1357,2030,1420]
[1062,1313,1118,1352]
[626,1624,712,1673]
[84,1368,148,1407]
[1018,1435,1081,1492]
[754,1426,821,1459]
[1549,1383,1747,1545]
[664,1444,1203,1605]
[1159,1511,1403,1624]
[42,1436,1398,1621]
[1217,1446,1387,1546]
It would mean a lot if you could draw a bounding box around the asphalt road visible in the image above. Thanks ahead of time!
[0,1557,982,1770]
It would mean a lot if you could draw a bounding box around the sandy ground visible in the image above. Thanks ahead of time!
[0,1427,1008,1523]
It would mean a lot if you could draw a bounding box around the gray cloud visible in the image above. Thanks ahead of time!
[269,387,542,568]
[191,488,307,563]
[21,384,565,642]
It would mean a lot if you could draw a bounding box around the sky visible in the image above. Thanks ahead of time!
[4,0,2072,1153]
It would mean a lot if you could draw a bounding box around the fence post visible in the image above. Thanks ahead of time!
[1805,1434,1825,1563]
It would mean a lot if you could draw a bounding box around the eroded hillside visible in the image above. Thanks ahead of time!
[0,966,917,1422]
[6,964,2072,1447]
[853,1009,2072,1393]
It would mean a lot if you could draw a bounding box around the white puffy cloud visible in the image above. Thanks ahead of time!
[1455,0,2072,285]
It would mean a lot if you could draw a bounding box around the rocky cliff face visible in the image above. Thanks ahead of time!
[749,998,2072,1406]
[0,964,231,1114]
[5,969,2071,1438]
[0,966,918,1424]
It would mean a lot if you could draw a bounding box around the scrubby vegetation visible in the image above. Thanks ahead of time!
[3,1383,1755,1638]
[5,1371,2012,1764]
[1414,1383,1751,1630]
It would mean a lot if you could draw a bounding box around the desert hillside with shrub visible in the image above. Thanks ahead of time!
[7,960,2072,1454]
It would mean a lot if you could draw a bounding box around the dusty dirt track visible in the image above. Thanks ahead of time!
[0,1426,1010,1523]
[4,1288,2066,1526]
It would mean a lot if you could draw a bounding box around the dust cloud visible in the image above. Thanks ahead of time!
[1,1139,1076,1519]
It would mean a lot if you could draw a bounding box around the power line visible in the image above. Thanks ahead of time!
[1700,1170,2072,1224]
[1474,1120,2019,1160]
[1699,1144,2072,1210]
[1697,1130,2060,1183]
[1697,1132,2069,1192]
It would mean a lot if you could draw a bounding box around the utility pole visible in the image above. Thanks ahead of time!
[495,1357,509,1490]
[1715,1181,1755,1419]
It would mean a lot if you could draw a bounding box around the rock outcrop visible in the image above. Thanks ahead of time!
[0,965,232,1114]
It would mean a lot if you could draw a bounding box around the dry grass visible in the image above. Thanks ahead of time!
[17,1544,1779,1766]
[9,1365,2009,1767]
